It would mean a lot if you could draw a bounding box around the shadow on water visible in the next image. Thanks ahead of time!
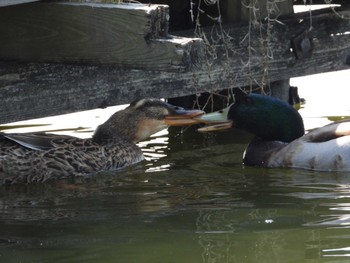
[1,124,350,262]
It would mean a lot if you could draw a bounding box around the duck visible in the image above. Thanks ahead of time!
[196,88,350,172]
[0,98,203,184]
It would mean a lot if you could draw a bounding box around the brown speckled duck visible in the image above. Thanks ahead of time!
[197,88,350,172]
[0,99,203,184]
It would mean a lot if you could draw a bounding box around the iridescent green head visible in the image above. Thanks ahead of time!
[198,88,305,142]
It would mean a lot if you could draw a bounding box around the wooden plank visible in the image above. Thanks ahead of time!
[0,8,349,124]
[293,0,347,5]
[0,0,39,7]
[175,7,350,87]
[239,0,293,22]
[0,1,203,71]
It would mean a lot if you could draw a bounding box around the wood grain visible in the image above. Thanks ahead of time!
[0,0,39,7]
[0,8,349,124]
[0,2,203,71]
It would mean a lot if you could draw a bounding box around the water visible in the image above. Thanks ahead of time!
[1,70,350,263]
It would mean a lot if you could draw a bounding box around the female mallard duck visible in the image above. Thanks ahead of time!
[197,88,350,172]
[0,98,203,184]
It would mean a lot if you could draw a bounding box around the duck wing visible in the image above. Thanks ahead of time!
[2,133,76,151]
[303,120,350,142]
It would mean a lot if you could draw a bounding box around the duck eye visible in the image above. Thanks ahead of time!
[219,110,224,113]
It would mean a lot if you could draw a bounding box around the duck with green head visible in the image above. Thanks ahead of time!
[197,88,350,171]
[0,98,203,184]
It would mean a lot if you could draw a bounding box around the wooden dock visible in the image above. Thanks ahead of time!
[0,0,350,124]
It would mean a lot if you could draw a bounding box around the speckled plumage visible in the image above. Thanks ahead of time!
[0,99,203,184]
[0,134,143,183]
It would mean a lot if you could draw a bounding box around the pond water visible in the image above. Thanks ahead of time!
[1,70,350,263]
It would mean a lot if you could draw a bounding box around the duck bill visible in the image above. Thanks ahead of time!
[197,121,233,132]
[195,105,230,124]
[195,106,233,132]
[164,109,204,126]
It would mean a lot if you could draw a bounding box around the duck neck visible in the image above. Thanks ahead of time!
[243,137,287,167]
[92,124,132,145]
[92,112,137,145]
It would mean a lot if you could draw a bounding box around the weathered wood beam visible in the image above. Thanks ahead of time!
[0,0,39,7]
[175,7,350,88]
[0,8,349,124]
[0,1,203,71]
[293,0,347,5]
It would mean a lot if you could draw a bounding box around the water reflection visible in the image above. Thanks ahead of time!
[323,247,350,258]
[194,170,350,262]
[1,70,350,262]
[2,138,350,262]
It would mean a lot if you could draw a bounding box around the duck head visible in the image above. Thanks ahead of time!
[197,88,305,142]
[93,98,204,144]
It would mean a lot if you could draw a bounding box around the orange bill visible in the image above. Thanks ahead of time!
[197,121,233,132]
[164,109,204,126]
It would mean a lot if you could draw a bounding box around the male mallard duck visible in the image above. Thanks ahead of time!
[197,88,350,172]
[0,98,203,184]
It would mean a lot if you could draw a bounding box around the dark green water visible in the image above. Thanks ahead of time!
[1,71,350,262]
[1,127,350,263]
